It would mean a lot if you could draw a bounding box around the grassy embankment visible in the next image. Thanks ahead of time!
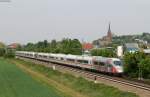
[0,58,68,97]
[13,58,139,97]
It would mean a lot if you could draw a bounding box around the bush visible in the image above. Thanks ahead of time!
[0,48,5,57]
[123,52,146,78]
[91,48,116,57]
[4,49,15,58]
[139,57,150,79]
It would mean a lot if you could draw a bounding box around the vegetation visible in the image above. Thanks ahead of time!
[91,48,116,57]
[0,48,5,56]
[4,49,15,58]
[15,59,138,97]
[0,43,15,58]
[0,42,5,48]
[0,58,65,97]
[112,32,150,47]
[123,52,150,79]
[20,38,82,55]
[139,57,150,78]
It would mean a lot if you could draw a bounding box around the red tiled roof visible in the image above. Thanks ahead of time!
[8,43,19,49]
[82,43,93,50]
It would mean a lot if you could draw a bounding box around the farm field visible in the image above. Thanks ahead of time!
[0,58,66,97]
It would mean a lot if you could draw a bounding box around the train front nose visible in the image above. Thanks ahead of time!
[116,66,123,73]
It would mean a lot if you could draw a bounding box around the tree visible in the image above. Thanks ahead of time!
[139,57,150,78]
[0,42,5,48]
[58,38,82,55]
[0,48,5,57]
[24,43,35,51]
[91,48,116,57]
[0,42,6,57]
[123,52,146,77]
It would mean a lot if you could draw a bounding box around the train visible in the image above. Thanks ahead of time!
[15,51,123,74]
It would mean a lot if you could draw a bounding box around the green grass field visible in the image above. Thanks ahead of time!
[0,59,65,97]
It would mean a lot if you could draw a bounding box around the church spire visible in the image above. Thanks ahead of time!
[108,22,111,33]
[107,22,112,41]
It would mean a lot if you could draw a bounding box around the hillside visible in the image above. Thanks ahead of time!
[93,32,150,47]
[112,32,150,45]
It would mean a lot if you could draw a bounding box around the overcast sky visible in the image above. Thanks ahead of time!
[0,0,150,44]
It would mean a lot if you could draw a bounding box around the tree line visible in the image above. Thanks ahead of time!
[19,39,82,55]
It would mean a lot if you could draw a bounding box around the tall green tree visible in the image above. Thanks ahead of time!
[123,52,146,77]
[139,57,150,78]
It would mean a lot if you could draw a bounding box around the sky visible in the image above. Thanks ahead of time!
[0,0,150,44]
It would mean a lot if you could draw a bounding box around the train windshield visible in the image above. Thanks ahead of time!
[114,61,122,66]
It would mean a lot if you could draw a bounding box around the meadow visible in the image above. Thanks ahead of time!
[0,58,65,97]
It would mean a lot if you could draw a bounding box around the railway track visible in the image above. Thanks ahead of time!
[50,64,150,91]
[18,57,150,92]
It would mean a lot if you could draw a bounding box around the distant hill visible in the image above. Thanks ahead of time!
[93,32,150,48]
[112,32,150,45]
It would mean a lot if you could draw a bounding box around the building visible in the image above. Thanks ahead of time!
[124,43,139,53]
[8,43,20,49]
[82,43,93,55]
[93,23,112,47]
[143,49,150,55]
[117,46,123,58]
[83,43,93,50]
[102,23,112,42]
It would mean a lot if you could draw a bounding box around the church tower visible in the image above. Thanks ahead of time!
[107,22,112,42]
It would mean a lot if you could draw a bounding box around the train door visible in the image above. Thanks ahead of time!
[107,64,112,73]
[106,59,113,73]
[35,53,38,59]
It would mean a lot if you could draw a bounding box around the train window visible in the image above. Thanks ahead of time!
[94,61,105,66]
[99,62,105,66]
[94,61,99,65]
[83,60,88,64]
[67,59,75,62]
[77,60,82,63]
[77,60,88,64]
[107,64,112,67]
[114,61,122,66]
[43,55,47,58]
[60,57,64,60]
[49,56,54,59]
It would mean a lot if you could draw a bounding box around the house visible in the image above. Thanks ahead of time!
[82,43,93,55]
[124,43,139,53]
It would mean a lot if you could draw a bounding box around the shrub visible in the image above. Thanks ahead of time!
[139,57,150,79]
[123,52,146,78]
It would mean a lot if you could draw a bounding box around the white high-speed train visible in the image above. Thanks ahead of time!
[16,51,123,74]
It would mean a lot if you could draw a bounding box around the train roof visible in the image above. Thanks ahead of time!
[76,55,93,60]
[37,52,50,56]
[65,54,77,59]
[93,56,121,62]
[55,54,66,57]
[17,51,35,54]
